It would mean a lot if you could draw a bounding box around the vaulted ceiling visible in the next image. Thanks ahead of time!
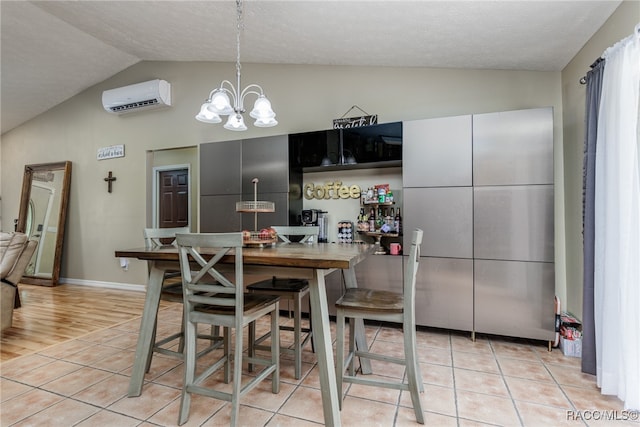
[0,1,621,135]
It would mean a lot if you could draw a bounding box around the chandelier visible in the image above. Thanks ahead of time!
[195,0,277,131]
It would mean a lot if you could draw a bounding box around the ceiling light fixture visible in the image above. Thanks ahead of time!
[195,0,277,131]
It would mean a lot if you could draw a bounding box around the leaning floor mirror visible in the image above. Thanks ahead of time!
[16,161,72,287]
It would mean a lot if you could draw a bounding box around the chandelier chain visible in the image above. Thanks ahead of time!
[235,0,243,79]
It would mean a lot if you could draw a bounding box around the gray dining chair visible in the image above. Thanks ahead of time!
[247,225,318,379]
[142,227,221,371]
[176,232,280,427]
[335,228,425,424]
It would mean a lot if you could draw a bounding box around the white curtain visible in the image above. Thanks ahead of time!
[594,24,640,411]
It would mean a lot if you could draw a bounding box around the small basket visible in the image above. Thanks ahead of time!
[243,230,278,247]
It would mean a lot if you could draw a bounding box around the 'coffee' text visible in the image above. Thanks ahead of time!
[303,182,361,200]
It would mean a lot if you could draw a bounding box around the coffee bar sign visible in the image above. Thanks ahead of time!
[304,181,361,200]
[333,105,377,129]
[333,115,377,129]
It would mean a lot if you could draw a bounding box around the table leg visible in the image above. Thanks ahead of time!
[341,267,372,375]
[309,269,341,427]
[128,262,164,397]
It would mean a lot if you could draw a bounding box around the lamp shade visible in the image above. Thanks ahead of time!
[250,96,275,119]
[254,116,278,128]
[195,103,222,123]
[224,113,247,131]
[342,150,357,164]
[345,154,357,164]
[208,91,234,115]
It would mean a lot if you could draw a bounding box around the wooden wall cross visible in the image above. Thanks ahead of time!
[104,171,116,193]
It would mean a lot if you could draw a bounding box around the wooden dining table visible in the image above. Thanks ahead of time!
[115,241,375,427]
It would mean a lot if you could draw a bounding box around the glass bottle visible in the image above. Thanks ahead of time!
[389,207,396,232]
[394,208,402,234]
[369,208,376,231]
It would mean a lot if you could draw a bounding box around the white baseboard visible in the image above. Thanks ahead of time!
[60,277,145,293]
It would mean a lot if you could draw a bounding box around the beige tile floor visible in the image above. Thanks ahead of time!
[1,302,636,427]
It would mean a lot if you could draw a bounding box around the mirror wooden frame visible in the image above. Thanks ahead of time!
[16,161,72,287]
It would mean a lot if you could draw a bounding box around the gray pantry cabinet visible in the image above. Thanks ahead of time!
[472,108,555,341]
[403,114,474,331]
[403,107,555,342]
[200,135,301,233]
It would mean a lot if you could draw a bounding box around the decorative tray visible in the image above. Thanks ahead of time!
[238,179,277,247]
[236,200,275,213]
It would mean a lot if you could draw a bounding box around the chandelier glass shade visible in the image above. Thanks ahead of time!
[195,0,277,131]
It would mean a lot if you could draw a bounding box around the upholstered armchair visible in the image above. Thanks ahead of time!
[1,232,38,331]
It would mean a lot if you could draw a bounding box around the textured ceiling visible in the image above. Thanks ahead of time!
[0,0,622,134]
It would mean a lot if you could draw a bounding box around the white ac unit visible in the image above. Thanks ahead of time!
[102,79,171,114]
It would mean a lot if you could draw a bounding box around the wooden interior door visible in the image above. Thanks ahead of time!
[159,169,188,230]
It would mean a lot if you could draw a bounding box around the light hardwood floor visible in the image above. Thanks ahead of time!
[1,283,166,362]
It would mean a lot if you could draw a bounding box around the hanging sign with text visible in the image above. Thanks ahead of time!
[333,114,378,129]
[97,144,125,160]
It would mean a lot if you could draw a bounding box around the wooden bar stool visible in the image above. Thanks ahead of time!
[248,225,317,379]
[335,228,425,424]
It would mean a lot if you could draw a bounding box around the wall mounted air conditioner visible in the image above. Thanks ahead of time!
[102,79,171,114]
